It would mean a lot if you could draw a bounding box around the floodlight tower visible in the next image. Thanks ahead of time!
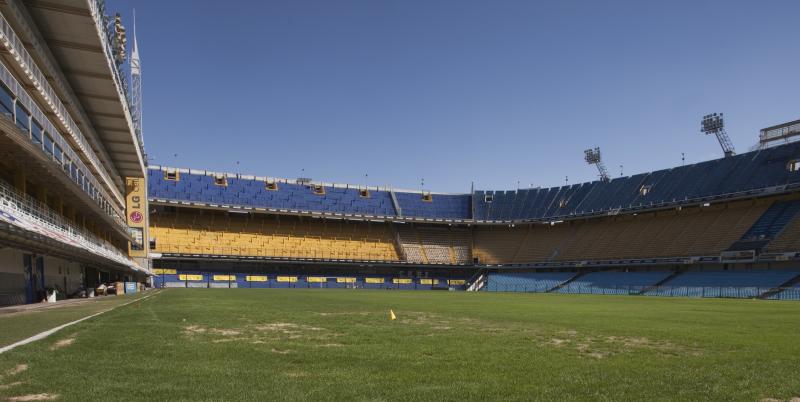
[584,147,610,182]
[130,12,143,157]
[701,113,735,157]
[112,13,127,66]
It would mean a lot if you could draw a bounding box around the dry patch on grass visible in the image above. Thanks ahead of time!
[397,312,516,336]
[602,335,703,357]
[0,365,28,395]
[315,312,370,317]
[760,398,800,402]
[253,322,324,333]
[49,334,77,351]
[210,329,241,336]
[5,393,59,401]
[397,312,461,333]
[0,364,29,393]
[2,364,61,400]
[397,311,446,325]
[182,322,337,347]
[252,322,328,341]
[271,348,291,354]
[534,329,703,359]
[2,365,27,378]
[182,325,206,335]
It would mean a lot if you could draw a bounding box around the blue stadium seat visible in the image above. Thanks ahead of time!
[485,272,574,292]
[645,269,800,298]
[474,142,800,221]
[148,141,800,221]
[556,271,672,295]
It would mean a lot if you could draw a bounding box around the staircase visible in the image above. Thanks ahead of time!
[546,271,585,293]
[389,190,402,217]
[637,270,682,295]
[727,200,800,252]
[758,273,800,299]
[466,268,489,291]
[389,224,407,261]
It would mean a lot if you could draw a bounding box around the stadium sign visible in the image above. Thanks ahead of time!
[126,177,149,257]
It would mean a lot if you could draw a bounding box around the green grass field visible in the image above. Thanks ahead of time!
[1,289,799,401]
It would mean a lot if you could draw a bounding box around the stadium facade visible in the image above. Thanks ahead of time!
[147,140,800,300]
[0,0,150,305]
[1,3,799,306]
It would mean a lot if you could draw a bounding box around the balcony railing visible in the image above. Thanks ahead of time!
[154,243,400,262]
[0,179,144,272]
[89,0,147,163]
[0,59,127,229]
[0,10,127,204]
[486,283,800,300]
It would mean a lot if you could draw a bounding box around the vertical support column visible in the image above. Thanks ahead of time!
[36,187,46,204]
[126,176,149,260]
[13,170,25,194]
[54,196,64,216]
[389,189,402,217]
[64,205,76,222]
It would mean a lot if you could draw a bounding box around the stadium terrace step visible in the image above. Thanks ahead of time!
[728,200,800,253]
[484,269,800,300]
[726,240,770,252]
[637,270,682,295]
[484,272,575,293]
[546,272,584,293]
[555,271,673,295]
[758,273,800,299]
[466,268,490,291]
[149,142,800,224]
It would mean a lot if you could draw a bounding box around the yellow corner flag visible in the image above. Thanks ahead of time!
[389,309,397,320]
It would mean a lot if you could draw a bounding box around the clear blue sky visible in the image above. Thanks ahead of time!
[110,0,799,193]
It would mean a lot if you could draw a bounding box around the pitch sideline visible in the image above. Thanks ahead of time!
[0,290,160,354]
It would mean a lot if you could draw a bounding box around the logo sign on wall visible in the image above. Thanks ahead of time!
[129,210,144,224]
[126,177,148,257]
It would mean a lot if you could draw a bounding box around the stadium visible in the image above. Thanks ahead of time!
[0,1,799,401]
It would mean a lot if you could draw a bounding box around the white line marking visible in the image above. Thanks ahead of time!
[0,291,159,354]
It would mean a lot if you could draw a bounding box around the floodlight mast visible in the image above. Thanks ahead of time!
[584,147,610,182]
[130,11,143,161]
[701,113,735,157]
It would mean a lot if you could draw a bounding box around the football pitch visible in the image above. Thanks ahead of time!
[1,289,799,401]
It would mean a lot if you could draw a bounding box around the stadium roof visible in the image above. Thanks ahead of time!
[23,0,145,179]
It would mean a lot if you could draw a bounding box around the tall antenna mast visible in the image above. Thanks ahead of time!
[701,113,734,157]
[130,9,144,160]
[584,147,610,182]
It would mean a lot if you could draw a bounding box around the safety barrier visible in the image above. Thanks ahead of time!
[153,273,467,291]
[0,179,144,272]
[486,283,800,300]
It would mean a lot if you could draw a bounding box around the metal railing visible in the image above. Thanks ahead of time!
[89,0,146,162]
[0,59,126,229]
[0,179,142,272]
[0,61,126,227]
[476,179,799,225]
[486,283,800,300]
[0,11,126,205]
[154,243,400,262]
[153,275,466,290]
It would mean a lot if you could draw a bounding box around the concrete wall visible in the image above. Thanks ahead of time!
[0,247,84,306]
[0,247,25,305]
[43,255,82,297]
